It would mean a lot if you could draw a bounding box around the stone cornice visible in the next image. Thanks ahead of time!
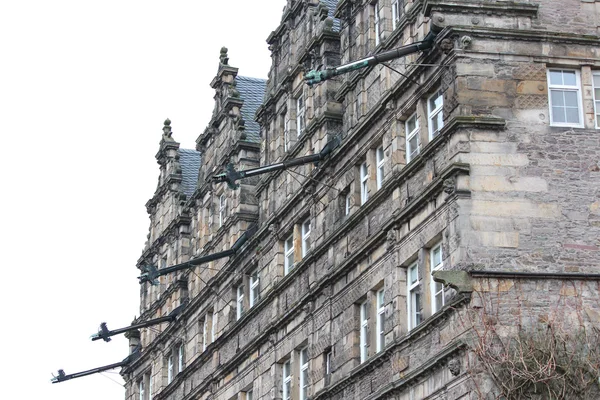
[450,25,600,46]
[423,0,538,18]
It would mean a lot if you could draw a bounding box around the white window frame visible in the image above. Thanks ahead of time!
[297,93,306,136]
[405,112,420,162]
[299,347,309,400]
[139,379,145,400]
[250,269,260,307]
[219,194,226,227]
[148,367,153,400]
[282,360,292,400]
[391,0,400,31]
[427,90,444,140]
[376,289,385,352]
[430,243,444,313]
[178,344,184,374]
[360,162,369,205]
[236,284,244,320]
[301,218,311,258]
[247,390,253,400]
[167,354,174,384]
[360,301,368,363]
[407,261,421,330]
[373,2,380,46]
[376,146,384,190]
[325,350,332,375]
[591,71,600,129]
[284,234,294,274]
[547,68,584,128]
[283,112,290,152]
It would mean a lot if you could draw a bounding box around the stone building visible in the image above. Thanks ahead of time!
[123,1,600,399]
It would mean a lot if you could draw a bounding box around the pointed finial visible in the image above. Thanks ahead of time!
[219,47,229,66]
[162,118,172,138]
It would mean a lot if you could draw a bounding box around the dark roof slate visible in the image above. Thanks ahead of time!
[179,148,200,197]
[235,76,267,142]
[321,0,341,31]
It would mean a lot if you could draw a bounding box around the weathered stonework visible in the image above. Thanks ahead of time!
[123,1,600,399]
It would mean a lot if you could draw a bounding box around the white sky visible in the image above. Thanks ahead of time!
[0,1,285,399]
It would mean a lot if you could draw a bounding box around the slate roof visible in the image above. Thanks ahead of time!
[235,76,267,142]
[179,148,201,197]
[321,0,341,32]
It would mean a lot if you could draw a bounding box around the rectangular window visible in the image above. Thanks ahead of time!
[391,0,400,30]
[547,69,583,127]
[250,269,260,307]
[360,162,369,205]
[428,90,444,139]
[376,289,385,352]
[373,2,380,46]
[219,194,226,227]
[376,146,384,190]
[283,111,290,152]
[167,355,174,384]
[211,311,217,342]
[202,315,209,351]
[300,347,309,400]
[405,113,420,162]
[592,72,600,129]
[407,262,422,330]
[302,218,311,258]
[282,360,292,400]
[430,243,444,313]
[325,350,332,375]
[178,344,184,374]
[284,234,294,274]
[297,93,306,136]
[236,285,244,320]
[148,368,153,400]
[360,301,368,363]
[247,390,253,400]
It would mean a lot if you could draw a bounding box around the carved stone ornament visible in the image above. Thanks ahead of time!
[448,358,461,376]
[162,118,173,139]
[219,47,229,66]
[460,36,472,49]
[440,38,454,54]
[386,229,397,249]
[443,177,456,194]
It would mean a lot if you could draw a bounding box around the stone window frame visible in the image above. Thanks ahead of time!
[405,112,420,163]
[376,288,385,352]
[360,299,369,363]
[249,268,260,307]
[301,217,311,258]
[547,68,584,128]
[407,260,422,331]
[236,284,244,320]
[430,242,445,313]
[376,145,385,190]
[427,89,444,140]
[373,1,381,47]
[284,233,295,275]
[592,71,600,129]
[296,91,306,137]
[299,346,309,400]
[360,161,369,205]
[391,0,402,31]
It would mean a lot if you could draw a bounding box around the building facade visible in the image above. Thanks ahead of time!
[123,1,600,399]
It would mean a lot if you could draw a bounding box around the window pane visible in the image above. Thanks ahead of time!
[432,246,442,266]
[429,93,442,110]
[407,115,416,133]
[562,70,576,86]
[549,70,563,85]
[596,115,600,127]
[409,265,418,285]
[550,90,564,106]
[565,107,579,124]
[595,88,600,100]
[594,75,600,87]
[564,91,578,107]
[552,106,566,122]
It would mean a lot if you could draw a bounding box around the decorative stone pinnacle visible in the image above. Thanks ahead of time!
[162,118,173,138]
[219,47,229,66]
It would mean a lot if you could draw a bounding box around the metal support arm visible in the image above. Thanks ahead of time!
[213,136,340,189]
[138,224,258,285]
[91,303,186,342]
[304,22,443,86]
[51,348,141,384]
